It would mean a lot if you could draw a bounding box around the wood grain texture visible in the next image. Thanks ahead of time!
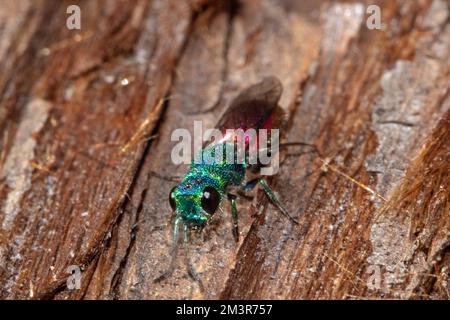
[0,0,448,299]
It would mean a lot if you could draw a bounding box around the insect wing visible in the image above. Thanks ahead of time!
[200,77,285,168]
[215,76,283,133]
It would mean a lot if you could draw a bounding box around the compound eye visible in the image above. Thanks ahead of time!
[201,186,220,215]
[169,186,177,211]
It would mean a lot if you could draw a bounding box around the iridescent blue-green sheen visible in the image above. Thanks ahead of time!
[172,143,245,227]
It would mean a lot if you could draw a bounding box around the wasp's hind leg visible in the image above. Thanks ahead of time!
[244,178,299,225]
[154,216,182,283]
[182,223,204,291]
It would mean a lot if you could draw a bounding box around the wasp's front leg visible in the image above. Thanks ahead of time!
[154,216,182,283]
[182,223,204,291]
[227,193,239,242]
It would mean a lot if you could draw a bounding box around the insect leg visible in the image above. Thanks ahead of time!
[154,216,182,283]
[258,178,299,225]
[227,193,239,242]
[182,223,204,290]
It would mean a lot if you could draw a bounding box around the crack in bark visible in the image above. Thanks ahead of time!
[377,120,416,127]
[110,186,149,298]
[184,0,238,115]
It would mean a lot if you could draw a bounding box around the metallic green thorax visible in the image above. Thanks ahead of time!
[171,143,245,227]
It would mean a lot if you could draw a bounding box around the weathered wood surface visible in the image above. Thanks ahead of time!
[0,0,449,299]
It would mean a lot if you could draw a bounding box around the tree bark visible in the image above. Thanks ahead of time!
[0,0,448,299]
